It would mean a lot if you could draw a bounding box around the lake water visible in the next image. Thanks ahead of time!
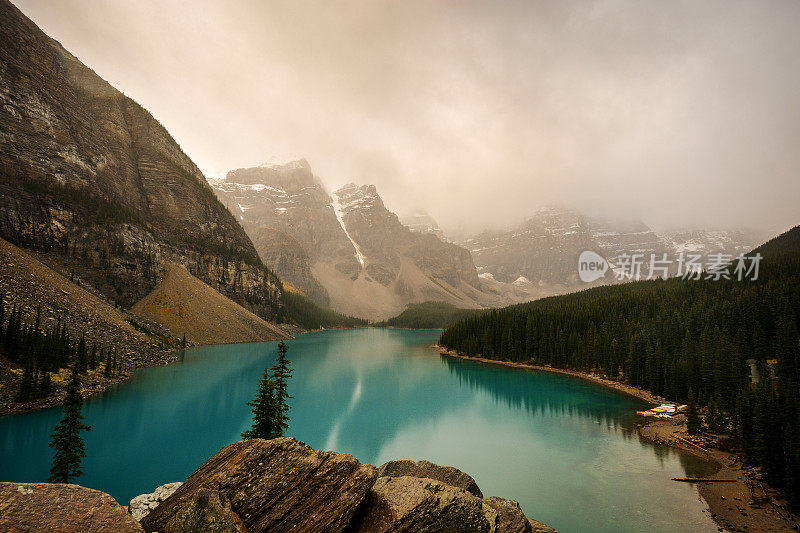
[0,328,719,532]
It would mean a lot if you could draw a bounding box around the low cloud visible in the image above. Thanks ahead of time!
[18,0,800,236]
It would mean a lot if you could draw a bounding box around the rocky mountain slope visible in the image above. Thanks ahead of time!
[461,207,595,288]
[660,228,763,257]
[460,206,762,296]
[0,0,282,320]
[0,236,174,415]
[131,262,288,346]
[212,161,508,319]
[211,159,342,307]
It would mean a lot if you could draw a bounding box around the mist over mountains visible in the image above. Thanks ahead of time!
[210,159,764,319]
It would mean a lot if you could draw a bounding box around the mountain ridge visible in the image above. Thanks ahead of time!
[0,0,282,320]
[211,161,514,319]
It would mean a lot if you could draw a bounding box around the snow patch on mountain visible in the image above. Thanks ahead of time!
[331,193,366,269]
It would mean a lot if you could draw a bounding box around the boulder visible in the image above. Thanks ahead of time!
[163,488,247,533]
[482,496,532,533]
[141,437,377,533]
[0,482,143,533]
[528,519,558,533]
[377,459,483,498]
[350,476,492,533]
[129,481,183,521]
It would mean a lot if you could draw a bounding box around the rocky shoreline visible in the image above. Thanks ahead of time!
[2,437,557,533]
[437,346,800,532]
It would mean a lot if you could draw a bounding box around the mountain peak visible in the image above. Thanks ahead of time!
[259,156,310,171]
[225,159,318,190]
[333,183,382,212]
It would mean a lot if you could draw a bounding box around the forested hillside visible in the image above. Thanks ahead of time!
[440,225,800,506]
[280,292,367,330]
[377,301,487,329]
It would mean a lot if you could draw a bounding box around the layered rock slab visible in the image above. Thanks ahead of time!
[141,437,378,533]
[349,476,492,533]
[377,459,483,498]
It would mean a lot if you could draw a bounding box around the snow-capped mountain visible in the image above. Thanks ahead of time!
[460,206,763,295]
[210,159,346,306]
[400,210,447,241]
[660,229,761,257]
[460,206,596,287]
[211,161,512,319]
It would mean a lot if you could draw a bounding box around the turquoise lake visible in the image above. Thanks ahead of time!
[0,328,719,532]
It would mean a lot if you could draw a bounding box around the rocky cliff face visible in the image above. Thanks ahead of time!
[461,207,595,287]
[212,161,505,319]
[333,183,480,289]
[0,0,281,318]
[211,159,352,307]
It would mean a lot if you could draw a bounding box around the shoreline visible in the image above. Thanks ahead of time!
[437,346,800,532]
[0,358,172,418]
[435,345,668,405]
[1,326,301,418]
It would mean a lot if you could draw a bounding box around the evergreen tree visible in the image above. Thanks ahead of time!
[103,349,113,378]
[38,371,52,398]
[76,335,87,373]
[49,368,91,483]
[88,344,97,370]
[242,341,294,440]
[241,367,280,440]
[17,357,35,402]
[270,340,293,436]
[687,389,702,435]
[705,395,726,433]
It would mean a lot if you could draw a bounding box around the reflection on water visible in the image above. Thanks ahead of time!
[0,329,718,532]
[441,356,719,480]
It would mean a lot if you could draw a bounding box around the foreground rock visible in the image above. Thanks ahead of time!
[484,496,556,533]
[163,487,247,533]
[378,459,484,497]
[4,438,554,533]
[129,481,183,521]
[0,482,143,533]
[140,437,378,532]
[350,476,492,532]
[134,437,555,532]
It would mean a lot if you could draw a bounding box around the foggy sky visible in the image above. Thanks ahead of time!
[14,0,800,237]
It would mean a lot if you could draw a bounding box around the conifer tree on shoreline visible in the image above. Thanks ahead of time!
[686,389,701,435]
[49,367,91,483]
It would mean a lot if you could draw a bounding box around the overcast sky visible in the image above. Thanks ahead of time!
[15,0,800,236]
